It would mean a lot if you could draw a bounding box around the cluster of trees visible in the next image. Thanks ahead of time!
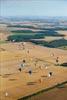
[8,25,37,29]
[60,62,67,67]
[31,39,67,48]
[7,34,44,42]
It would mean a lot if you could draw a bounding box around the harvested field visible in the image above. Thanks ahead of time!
[0,42,67,100]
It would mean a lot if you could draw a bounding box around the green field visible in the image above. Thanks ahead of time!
[1,24,67,50]
[58,46,67,50]
[0,40,9,44]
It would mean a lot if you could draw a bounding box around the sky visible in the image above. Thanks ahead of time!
[0,0,67,17]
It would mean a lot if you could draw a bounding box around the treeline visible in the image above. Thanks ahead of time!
[8,24,67,31]
[11,30,64,37]
[30,39,67,48]
[8,25,37,29]
[7,33,67,48]
[7,34,44,42]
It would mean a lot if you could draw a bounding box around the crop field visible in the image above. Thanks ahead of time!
[0,20,67,100]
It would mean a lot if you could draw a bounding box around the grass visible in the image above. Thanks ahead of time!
[58,46,67,50]
[0,40,8,44]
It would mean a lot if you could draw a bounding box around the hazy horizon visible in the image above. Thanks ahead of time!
[1,0,67,17]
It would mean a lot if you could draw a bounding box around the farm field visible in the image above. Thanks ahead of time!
[0,42,67,100]
[1,0,67,100]
[0,18,67,100]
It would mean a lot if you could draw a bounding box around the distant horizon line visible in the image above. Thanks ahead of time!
[0,15,67,18]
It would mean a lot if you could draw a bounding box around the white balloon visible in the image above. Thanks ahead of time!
[48,74,51,77]
[5,92,8,96]
[45,66,48,69]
